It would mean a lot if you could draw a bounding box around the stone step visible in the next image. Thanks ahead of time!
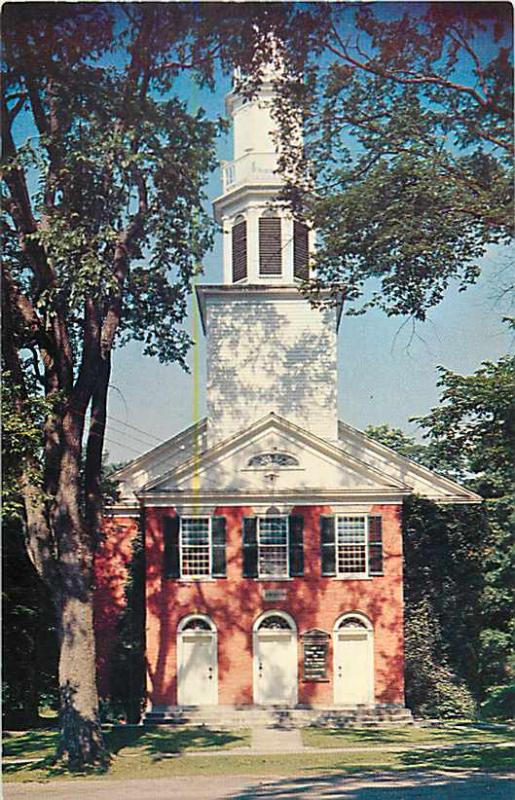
[143,704,414,729]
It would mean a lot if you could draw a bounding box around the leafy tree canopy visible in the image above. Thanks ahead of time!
[270,2,514,319]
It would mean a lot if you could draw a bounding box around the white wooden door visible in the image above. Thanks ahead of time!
[334,630,372,705]
[178,631,218,705]
[255,631,297,705]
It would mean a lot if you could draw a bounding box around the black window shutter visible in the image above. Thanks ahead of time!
[212,516,227,577]
[368,515,384,575]
[259,217,282,275]
[289,515,304,577]
[232,220,247,282]
[293,221,309,280]
[320,516,336,576]
[242,517,258,577]
[163,516,180,578]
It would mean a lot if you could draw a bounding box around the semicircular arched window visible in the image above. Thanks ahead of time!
[247,452,299,468]
[258,614,293,630]
[182,617,212,632]
[338,617,368,630]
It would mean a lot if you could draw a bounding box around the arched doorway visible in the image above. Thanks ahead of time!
[177,614,218,706]
[253,611,298,706]
[333,613,374,705]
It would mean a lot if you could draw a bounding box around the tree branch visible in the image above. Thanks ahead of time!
[322,27,507,118]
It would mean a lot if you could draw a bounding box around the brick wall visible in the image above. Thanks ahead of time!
[93,515,140,698]
[144,503,404,708]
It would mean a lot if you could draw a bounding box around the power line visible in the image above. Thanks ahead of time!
[104,436,142,455]
[107,414,162,443]
[107,422,158,448]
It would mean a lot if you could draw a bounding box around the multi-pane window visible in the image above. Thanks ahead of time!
[336,516,368,577]
[180,517,211,578]
[258,517,289,578]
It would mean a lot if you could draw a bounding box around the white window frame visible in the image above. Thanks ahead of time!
[179,516,212,579]
[257,516,290,579]
[335,515,369,580]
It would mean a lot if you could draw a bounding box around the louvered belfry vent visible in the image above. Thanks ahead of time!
[293,220,309,280]
[259,215,282,275]
[232,218,247,282]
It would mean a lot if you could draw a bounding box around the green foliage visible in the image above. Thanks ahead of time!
[367,346,514,715]
[273,3,514,319]
[481,683,515,720]
[415,355,515,496]
[2,6,225,369]
[1,370,52,519]
[364,424,428,464]
[2,516,58,729]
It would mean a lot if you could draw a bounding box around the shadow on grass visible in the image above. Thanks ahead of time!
[2,730,59,758]
[2,755,108,780]
[399,744,515,772]
[106,725,247,759]
[3,725,248,776]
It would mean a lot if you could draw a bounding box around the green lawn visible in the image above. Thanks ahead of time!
[3,723,513,784]
[4,744,513,783]
[302,721,514,749]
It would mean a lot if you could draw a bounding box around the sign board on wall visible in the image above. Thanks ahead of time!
[262,588,287,602]
[302,629,329,681]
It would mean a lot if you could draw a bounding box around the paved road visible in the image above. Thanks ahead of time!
[4,771,514,799]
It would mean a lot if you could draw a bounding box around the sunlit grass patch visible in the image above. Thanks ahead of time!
[302,722,514,749]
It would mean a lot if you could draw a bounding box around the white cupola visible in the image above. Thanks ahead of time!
[213,67,314,286]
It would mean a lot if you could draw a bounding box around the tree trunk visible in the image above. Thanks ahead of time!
[56,587,106,767]
[53,411,107,768]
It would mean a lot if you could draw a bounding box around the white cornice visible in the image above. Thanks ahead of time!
[195,284,341,336]
[135,489,410,506]
[213,184,283,223]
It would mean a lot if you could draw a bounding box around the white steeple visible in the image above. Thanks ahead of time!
[197,65,340,447]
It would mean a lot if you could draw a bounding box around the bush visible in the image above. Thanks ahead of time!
[481,684,515,720]
[405,599,476,718]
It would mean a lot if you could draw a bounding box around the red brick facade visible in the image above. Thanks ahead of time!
[95,503,405,707]
[93,516,140,698]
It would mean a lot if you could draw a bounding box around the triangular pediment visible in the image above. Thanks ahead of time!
[140,413,408,499]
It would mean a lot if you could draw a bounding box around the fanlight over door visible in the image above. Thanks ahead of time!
[333,614,374,706]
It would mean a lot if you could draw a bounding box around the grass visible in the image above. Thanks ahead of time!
[4,744,514,783]
[302,721,514,749]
